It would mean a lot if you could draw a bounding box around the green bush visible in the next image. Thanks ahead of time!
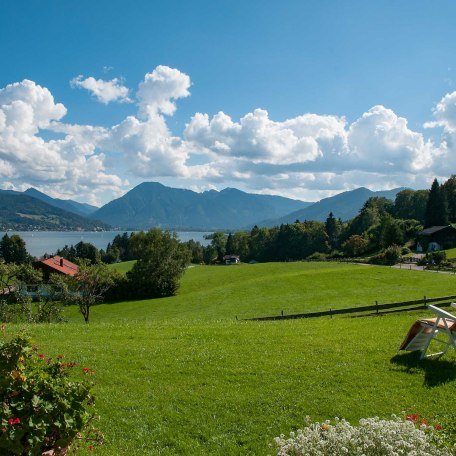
[369,245,402,266]
[0,335,101,455]
[306,252,328,261]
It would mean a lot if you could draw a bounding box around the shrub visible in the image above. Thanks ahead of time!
[0,335,102,455]
[369,245,402,266]
[342,235,368,257]
[306,252,328,261]
[274,416,454,456]
[127,229,191,299]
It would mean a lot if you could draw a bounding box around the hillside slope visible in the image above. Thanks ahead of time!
[259,187,406,226]
[24,188,98,216]
[91,182,310,230]
[0,191,109,231]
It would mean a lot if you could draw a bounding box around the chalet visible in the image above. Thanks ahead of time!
[223,254,240,265]
[34,255,79,281]
[416,225,456,252]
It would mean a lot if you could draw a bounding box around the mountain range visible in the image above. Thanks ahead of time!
[258,187,406,226]
[0,190,108,231]
[90,182,310,230]
[24,188,98,217]
[0,183,407,232]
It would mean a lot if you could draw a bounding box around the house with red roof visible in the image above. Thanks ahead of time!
[34,255,79,280]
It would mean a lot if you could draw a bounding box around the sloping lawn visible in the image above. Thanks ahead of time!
[7,262,456,455]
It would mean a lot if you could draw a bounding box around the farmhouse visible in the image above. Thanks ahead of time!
[223,254,240,265]
[34,255,79,280]
[416,225,456,252]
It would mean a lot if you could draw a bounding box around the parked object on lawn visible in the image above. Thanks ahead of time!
[399,303,456,359]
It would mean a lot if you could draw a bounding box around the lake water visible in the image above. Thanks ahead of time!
[0,231,212,258]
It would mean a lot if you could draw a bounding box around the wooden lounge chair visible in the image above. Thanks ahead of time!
[399,303,456,359]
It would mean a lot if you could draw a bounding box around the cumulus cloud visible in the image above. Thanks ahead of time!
[137,65,191,117]
[0,67,454,205]
[70,75,131,104]
[0,79,125,203]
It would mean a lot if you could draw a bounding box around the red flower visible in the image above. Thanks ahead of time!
[421,419,428,426]
[82,367,94,375]
[406,414,420,423]
[38,354,45,359]
[434,424,442,430]
[88,445,94,451]
[8,418,21,426]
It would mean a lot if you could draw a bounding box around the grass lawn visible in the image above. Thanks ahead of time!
[6,262,456,455]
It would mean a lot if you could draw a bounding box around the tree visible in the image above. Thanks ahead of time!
[127,229,191,299]
[57,260,117,323]
[393,189,428,223]
[342,235,368,257]
[442,175,456,222]
[425,178,448,227]
[210,232,227,262]
[325,212,341,248]
[225,233,235,255]
[0,234,29,264]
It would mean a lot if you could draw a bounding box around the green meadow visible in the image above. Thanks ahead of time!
[7,262,456,455]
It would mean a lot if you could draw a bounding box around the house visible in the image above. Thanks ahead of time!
[34,255,79,280]
[223,254,240,265]
[416,225,456,252]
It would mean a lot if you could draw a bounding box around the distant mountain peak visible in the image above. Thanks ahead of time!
[91,182,311,230]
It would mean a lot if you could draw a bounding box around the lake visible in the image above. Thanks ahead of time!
[0,231,212,257]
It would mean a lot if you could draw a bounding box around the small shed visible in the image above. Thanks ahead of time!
[416,225,456,252]
[223,254,240,265]
[34,256,79,281]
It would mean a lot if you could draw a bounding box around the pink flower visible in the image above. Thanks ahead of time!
[8,418,20,426]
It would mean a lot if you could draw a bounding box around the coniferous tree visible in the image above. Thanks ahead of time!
[325,212,339,248]
[442,175,456,222]
[0,234,29,264]
[424,178,449,227]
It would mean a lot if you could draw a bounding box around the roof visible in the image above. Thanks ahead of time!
[223,254,240,260]
[418,226,456,236]
[38,256,79,276]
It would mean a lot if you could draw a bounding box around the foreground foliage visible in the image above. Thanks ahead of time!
[274,416,455,456]
[9,263,456,455]
[0,335,100,455]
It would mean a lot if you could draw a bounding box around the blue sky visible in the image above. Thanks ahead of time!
[1,0,456,204]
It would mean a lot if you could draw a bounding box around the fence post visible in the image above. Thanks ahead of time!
[376,300,378,314]
[235,316,238,321]
[281,310,284,317]
[423,296,427,308]
[330,308,332,319]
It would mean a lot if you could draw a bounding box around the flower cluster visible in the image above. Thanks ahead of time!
[274,416,455,456]
[0,335,103,455]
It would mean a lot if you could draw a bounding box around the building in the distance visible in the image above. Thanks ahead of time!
[34,255,79,281]
[416,226,456,252]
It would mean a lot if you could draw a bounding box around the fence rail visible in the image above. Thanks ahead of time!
[242,294,456,321]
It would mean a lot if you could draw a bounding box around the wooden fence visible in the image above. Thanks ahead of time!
[242,294,456,321]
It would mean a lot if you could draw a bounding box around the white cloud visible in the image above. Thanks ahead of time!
[0,68,454,206]
[0,79,126,204]
[137,65,191,117]
[424,91,456,133]
[70,75,131,104]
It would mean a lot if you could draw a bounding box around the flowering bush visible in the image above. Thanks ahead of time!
[0,334,102,455]
[274,415,455,456]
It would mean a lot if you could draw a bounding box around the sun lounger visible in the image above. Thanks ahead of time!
[399,303,456,359]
